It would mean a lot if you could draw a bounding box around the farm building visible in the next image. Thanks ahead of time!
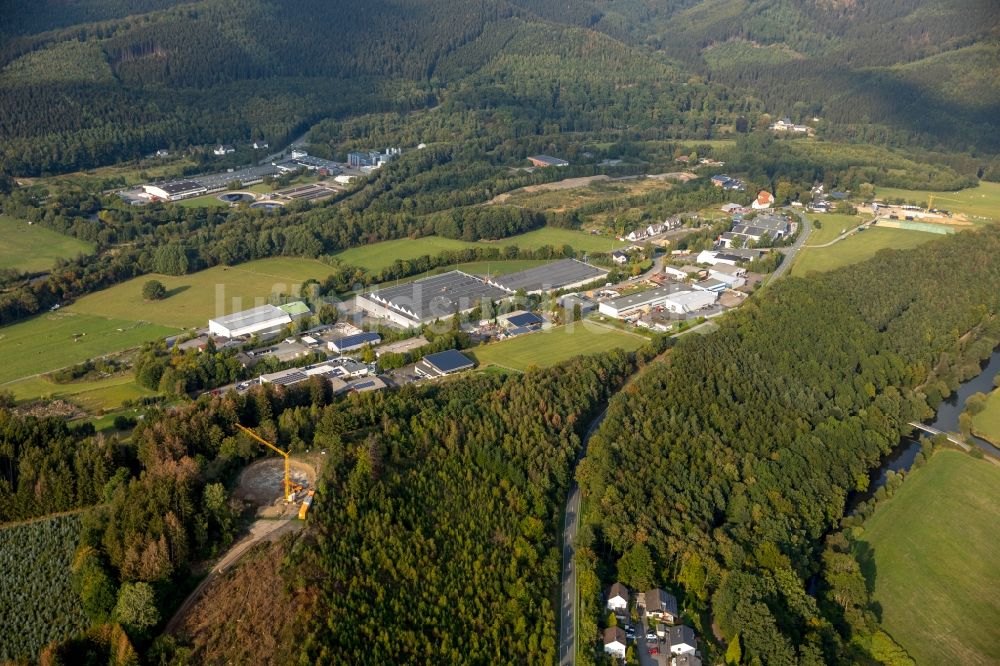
[328,331,381,353]
[486,259,607,295]
[208,301,310,339]
[527,155,569,168]
[416,349,475,377]
[143,181,207,201]
[357,271,509,328]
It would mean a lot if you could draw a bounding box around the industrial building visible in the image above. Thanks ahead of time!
[143,181,207,201]
[347,148,400,169]
[527,155,569,168]
[208,301,310,339]
[486,259,607,295]
[328,331,381,353]
[664,290,717,314]
[416,349,475,377]
[598,283,717,319]
[357,271,509,328]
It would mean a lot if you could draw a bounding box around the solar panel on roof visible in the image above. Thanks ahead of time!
[422,349,474,374]
[506,312,543,327]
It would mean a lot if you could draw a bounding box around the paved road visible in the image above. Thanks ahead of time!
[767,210,811,283]
[558,409,609,666]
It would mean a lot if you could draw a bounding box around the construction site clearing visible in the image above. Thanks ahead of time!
[235,457,317,519]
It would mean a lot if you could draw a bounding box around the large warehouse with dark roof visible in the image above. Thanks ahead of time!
[486,258,608,295]
[356,270,509,328]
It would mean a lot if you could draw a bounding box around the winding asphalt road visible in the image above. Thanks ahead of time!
[766,210,811,283]
[558,408,608,666]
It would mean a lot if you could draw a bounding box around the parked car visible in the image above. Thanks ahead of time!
[649,646,659,655]
[645,632,657,641]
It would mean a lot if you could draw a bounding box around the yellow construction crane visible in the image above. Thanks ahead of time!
[234,423,294,501]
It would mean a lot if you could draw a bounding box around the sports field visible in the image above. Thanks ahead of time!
[0,215,94,273]
[857,451,1000,665]
[791,227,940,275]
[972,388,1000,446]
[69,257,332,329]
[875,182,1000,222]
[0,312,175,385]
[6,373,155,411]
[471,322,646,371]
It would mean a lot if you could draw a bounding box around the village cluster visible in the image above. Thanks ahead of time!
[603,582,701,665]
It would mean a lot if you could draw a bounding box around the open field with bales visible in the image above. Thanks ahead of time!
[972,388,1000,446]
[69,257,333,329]
[856,451,1000,666]
[791,227,940,275]
[875,182,1000,222]
[0,215,94,273]
[0,312,176,385]
[470,322,646,371]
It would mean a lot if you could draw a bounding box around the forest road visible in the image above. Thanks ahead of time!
[558,408,608,666]
[163,517,302,635]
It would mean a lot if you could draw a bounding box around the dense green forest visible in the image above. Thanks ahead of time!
[576,225,1000,664]
[0,0,996,177]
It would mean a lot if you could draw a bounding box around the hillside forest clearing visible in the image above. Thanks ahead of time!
[856,450,1000,665]
[470,321,646,371]
[0,215,94,273]
[791,227,941,275]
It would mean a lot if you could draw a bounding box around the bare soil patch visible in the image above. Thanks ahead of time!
[235,458,316,507]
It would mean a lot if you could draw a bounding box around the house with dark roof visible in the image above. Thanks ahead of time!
[644,588,679,623]
[673,653,702,666]
[667,625,697,655]
[603,626,627,659]
[606,582,629,612]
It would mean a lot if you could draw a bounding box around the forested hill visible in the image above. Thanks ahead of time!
[0,0,997,176]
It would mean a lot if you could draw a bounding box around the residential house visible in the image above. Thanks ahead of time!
[710,174,732,187]
[625,228,647,242]
[644,588,679,623]
[752,190,775,210]
[611,250,630,265]
[213,145,235,156]
[674,653,702,666]
[607,582,630,612]
[252,140,269,150]
[809,200,832,213]
[155,149,169,158]
[646,222,665,236]
[603,627,627,659]
[667,625,697,655]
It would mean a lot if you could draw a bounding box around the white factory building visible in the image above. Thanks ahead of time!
[598,284,717,319]
[208,301,310,339]
[143,181,207,201]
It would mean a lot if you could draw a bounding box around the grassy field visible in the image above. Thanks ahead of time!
[6,373,155,411]
[856,451,1000,665]
[804,213,866,246]
[470,322,646,371]
[332,228,625,273]
[0,215,94,273]
[70,257,333,329]
[792,227,940,275]
[0,312,176,385]
[972,388,1000,446]
[875,182,1000,222]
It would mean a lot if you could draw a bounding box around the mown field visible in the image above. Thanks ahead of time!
[875,182,1000,222]
[470,322,646,371]
[69,257,333,329]
[0,312,176,385]
[791,227,940,275]
[972,388,1000,446]
[0,215,94,273]
[856,451,1000,666]
[803,213,865,246]
[0,513,90,662]
[7,373,155,412]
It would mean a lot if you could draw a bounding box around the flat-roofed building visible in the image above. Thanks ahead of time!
[328,331,381,353]
[597,283,689,319]
[208,301,310,339]
[357,271,509,328]
[664,290,717,314]
[143,181,207,201]
[486,259,607,295]
[416,349,475,377]
[528,155,569,167]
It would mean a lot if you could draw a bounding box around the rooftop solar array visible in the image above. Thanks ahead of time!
[489,259,607,294]
[331,332,381,350]
[421,349,474,374]
[506,312,544,327]
[367,271,508,323]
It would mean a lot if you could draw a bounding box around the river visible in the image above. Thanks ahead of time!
[851,346,1000,508]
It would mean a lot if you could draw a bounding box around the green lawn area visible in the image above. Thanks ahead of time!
[856,451,1000,665]
[7,373,156,411]
[174,193,229,208]
[804,213,865,246]
[0,312,176,385]
[69,257,333,329]
[0,215,94,273]
[469,322,646,371]
[875,182,1000,222]
[972,388,1000,446]
[792,227,940,275]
